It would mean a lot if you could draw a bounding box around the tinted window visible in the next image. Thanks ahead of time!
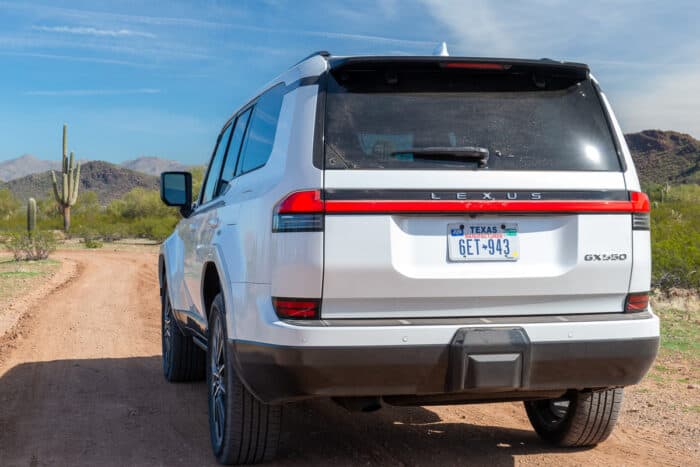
[216,108,252,196]
[324,73,620,171]
[237,84,285,175]
[201,124,233,204]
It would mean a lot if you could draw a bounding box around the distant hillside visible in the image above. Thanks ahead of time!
[1,161,159,204]
[121,156,188,176]
[0,154,59,182]
[625,130,700,185]
[0,154,187,181]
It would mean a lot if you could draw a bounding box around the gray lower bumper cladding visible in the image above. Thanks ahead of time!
[232,327,659,404]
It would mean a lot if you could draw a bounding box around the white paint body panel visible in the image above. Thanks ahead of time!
[322,192,633,318]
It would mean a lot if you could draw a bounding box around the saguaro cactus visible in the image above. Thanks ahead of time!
[51,124,81,231]
[27,197,37,238]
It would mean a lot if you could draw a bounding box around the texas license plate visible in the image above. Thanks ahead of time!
[447,223,519,261]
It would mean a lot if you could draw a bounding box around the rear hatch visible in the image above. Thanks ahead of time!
[320,57,637,318]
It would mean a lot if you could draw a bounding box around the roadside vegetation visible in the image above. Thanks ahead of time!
[0,167,203,245]
[644,183,700,291]
[654,307,700,359]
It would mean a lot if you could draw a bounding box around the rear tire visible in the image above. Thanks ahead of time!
[207,293,281,465]
[161,281,205,382]
[524,388,623,447]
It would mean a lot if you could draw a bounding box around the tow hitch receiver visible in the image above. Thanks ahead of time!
[448,327,531,391]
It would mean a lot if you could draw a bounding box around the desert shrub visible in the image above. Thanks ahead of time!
[129,216,178,242]
[108,188,172,219]
[0,188,20,220]
[79,228,104,249]
[5,233,29,260]
[5,231,57,261]
[84,237,103,249]
[73,191,101,217]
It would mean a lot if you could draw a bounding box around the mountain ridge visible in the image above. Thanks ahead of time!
[0,155,189,181]
[0,154,60,182]
[0,161,159,204]
[624,130,700,185]
[121,156,189,176]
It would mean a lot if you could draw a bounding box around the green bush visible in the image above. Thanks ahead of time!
[84,237,103,249]
[108,188,172,219]
[5,231,57,261]
[0,188,20,220]
[649,184,700,291]
[80,228,104,249]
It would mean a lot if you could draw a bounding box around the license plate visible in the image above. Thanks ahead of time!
[447,223,519,261]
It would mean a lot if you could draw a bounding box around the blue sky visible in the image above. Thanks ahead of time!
[0,0,698,165]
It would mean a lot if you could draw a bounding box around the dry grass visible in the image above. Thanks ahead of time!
[57,237,160,253]
[0,253,60,305]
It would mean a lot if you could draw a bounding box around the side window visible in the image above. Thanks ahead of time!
[201,124,233,204]
[236,84,285,176]
[216,108,252,197]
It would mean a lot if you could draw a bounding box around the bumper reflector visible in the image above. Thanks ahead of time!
[625,292,649,312]
[272,297,320,319]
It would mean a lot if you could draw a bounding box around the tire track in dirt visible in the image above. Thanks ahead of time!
[0,250,695,466]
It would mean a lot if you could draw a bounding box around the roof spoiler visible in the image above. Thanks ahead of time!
[328,56,589,81]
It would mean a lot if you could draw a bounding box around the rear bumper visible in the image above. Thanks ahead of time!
[232,313,659,404]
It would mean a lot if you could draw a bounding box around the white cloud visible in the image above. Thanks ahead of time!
[23,88,161,96]
[378,0,400,17]
[32,25,156,38]
[302,30,432,47]
[0,1,228,28]
[419,0,516,55]
[6,1,431,48]
[613,66,700,137]
[417,0,650,58]
[0,50,150,67]
[0,35,212,61]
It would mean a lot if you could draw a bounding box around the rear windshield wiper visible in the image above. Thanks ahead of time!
[391,146,489,168]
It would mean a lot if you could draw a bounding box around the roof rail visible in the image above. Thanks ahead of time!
[292,51,331,67]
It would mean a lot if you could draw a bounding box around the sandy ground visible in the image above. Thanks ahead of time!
[0,250,697,466]
[0,255,77,338]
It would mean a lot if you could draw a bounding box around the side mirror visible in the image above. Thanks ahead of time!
[160,171,193,217]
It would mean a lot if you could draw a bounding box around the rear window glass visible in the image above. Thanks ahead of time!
[324,72,621,171]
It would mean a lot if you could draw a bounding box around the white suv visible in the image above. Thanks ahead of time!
[159,52,659,465]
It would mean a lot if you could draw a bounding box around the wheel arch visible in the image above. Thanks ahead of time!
[199,253,263,401]
[201,261,222,321]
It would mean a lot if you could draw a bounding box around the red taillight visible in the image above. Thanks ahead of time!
[441,62,507,70]
[272,297,320,319]
[630,191,650,213]
[275,190,324,214]
[323,192,653,215]
[273,190,324,232]
[625,293,649,312]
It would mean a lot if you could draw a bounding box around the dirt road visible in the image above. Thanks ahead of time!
[0,250,695,466]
